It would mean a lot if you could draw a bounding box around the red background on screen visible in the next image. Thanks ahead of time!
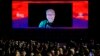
[12,1,88,21]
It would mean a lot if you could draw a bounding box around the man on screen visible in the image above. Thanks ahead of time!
[39,9,55,28]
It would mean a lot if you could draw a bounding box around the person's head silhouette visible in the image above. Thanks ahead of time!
[46,9,55,23]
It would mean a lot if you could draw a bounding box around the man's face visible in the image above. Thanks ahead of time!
[46,9,55,23]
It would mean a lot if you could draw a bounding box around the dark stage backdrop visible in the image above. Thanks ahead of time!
[28,4,72,27]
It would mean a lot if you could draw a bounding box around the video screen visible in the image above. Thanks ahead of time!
[12,1,88,29]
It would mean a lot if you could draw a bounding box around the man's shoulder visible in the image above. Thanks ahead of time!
[40,20,48,24]
[39,20,47,28]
